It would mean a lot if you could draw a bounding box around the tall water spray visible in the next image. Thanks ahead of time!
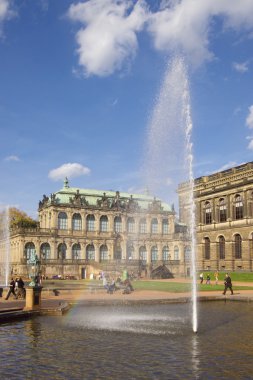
[144,56,198,332]
[0,205,11,286]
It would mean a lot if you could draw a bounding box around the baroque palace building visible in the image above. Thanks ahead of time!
[9,178,191,279]
[178,161,253,272]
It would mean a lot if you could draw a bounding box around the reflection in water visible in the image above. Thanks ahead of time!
[0,302,253,380]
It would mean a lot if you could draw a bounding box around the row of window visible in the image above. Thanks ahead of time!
[57,212,170,234]
[24,242,190,261]
[203,194,244,224]
[203,234,252,260]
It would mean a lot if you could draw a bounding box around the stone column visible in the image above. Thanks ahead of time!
[25,286,43,311]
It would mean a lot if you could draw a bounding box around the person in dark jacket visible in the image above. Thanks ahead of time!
[16,277,26,299]
[5,278,18,300]
[223,273,233,295]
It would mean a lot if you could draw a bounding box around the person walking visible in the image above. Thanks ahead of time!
[206,274,211,285]
[214,271,219,285]
[223,273,233,295]
[5,278,18,300]
[199,273,204,284]
[16,277,25,299]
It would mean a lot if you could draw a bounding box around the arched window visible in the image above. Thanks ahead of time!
[72,243,81,259]
[234,234,242,259]
[139,246,147,262]
[24,242,36,260]
[139,218,147,234]
[218,236,225,259]
[151,246,158,262]
[40,243,50,260]
[204,237,210,260]
[72,213,82,230]
[174,246,179,260]
[204,202,212,224]
[57,243,67,259]
[151,218,158,234]
[162,219,169,234]
[100,245,108,261]
[58,212,67,230]
[127,244,134,260]
[184,246,191,261]
[100,215,108,232]
[86,244,95,260]
[219,198,227,222]
[87,215,95,232]
[235,195,243,220]
[127,217,135,233]
[114,216,122,233]
[162,246,169,261]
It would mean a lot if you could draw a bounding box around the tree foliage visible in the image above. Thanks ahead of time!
[9,207,38,228]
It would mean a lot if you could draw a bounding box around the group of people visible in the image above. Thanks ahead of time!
[102,274,134,294]
[199,271,233,295]
[5,277,26,300]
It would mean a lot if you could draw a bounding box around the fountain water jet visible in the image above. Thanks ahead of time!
[0,205,11,286]
[143,56,197,332]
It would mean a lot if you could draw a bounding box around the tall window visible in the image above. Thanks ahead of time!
[235,195,243,220]
[162,246,169,261]
[234,234,242,259]
[100,216,108,232]
[127,245,134,260]
[100,245,108,260]
[86,244,95,260]
[218,236,225,259]
[87,215,95,232]
[127,217,135,233]
[58,212,67,230]
[72,213,82,230]
[204,237,210,260]
[151,218,158,234]
[24,242,36,260]
[219,198,227,222]
[114,216,122,233]
[139,218,147,234]
[40,243,50,259]
[72,243,81,259]
[162,219,169,234]
[174,246,179,260]
[139,246,147,262]
[151,246,158,262]
[57,243,67,259]
[204,202,212,224]
[184,246,191,261]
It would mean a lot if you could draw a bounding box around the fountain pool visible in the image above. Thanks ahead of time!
[0,302,253,379]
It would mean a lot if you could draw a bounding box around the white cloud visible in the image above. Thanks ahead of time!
[233,61,249,73]
[147,0,253,67]
[0,0,15,36]
[68,0,148,77]
[68,0,253,75]
[246,105,253,129]
[4,155,20,162]
[247,139,253,150]
[48,163,91,181]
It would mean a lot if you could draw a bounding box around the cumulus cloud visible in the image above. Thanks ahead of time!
[0,0,15,36]
[233,61,249,73]
[4,155,20,162]
[68,0,253,75]
[68,0,148,77]
[246,105,253,129]
[48,163,90,181]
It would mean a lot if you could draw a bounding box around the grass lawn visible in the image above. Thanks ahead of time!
[200,272,253,282]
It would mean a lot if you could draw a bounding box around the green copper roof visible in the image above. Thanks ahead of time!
[46,178,172,212]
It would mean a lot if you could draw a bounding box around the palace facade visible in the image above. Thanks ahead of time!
[9,178,191,279]
[178,161,253,272]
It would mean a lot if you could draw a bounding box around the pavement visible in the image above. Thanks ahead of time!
[1,278,253,318]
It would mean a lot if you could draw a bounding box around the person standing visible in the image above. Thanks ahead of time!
[223,273,233,295]
[5,278,18,300]
[214,271,219,285]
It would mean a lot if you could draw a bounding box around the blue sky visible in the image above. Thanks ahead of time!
[1,0,253,218]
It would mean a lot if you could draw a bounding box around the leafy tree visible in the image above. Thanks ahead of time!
[9,207,38,228]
